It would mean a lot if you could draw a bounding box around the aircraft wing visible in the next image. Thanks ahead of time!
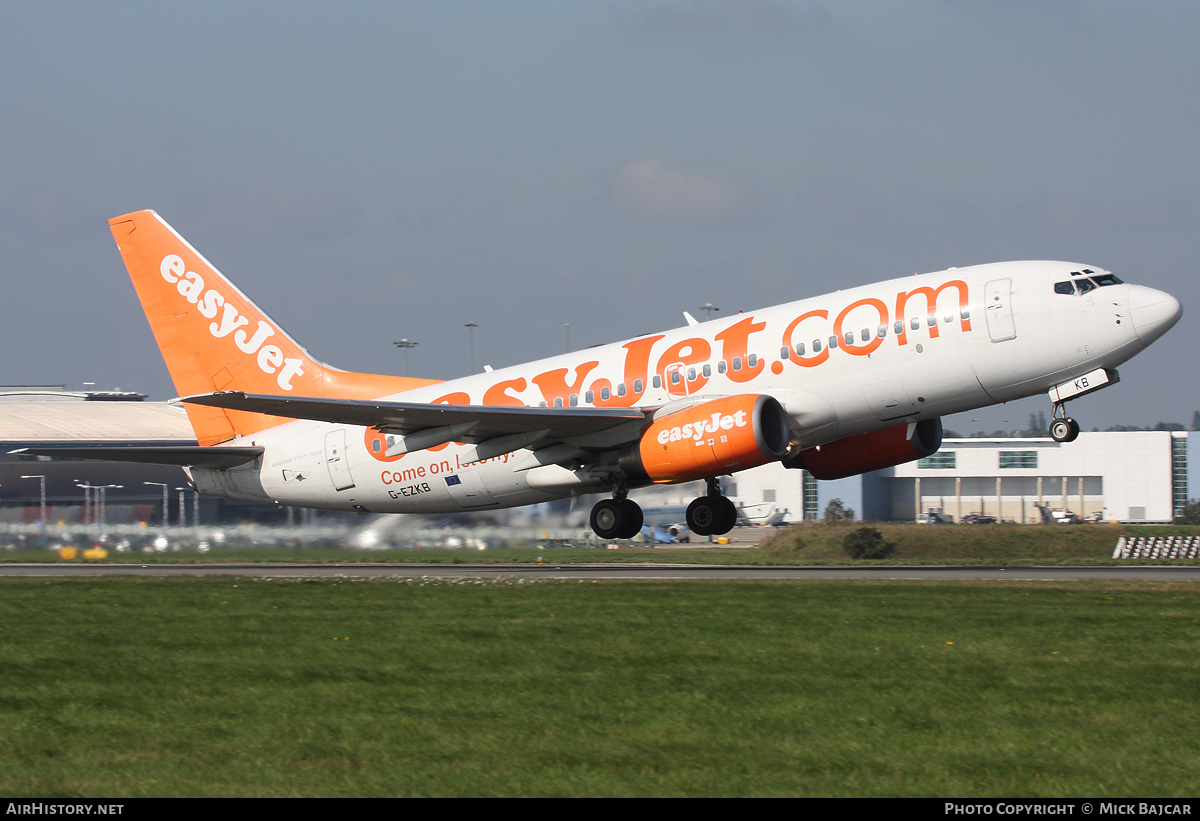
[183,392,648,442]
[10,446,264,469]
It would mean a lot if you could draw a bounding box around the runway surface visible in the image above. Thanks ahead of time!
[2,563,1200,580]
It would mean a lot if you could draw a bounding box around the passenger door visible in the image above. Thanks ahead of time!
[985,279,1017,342]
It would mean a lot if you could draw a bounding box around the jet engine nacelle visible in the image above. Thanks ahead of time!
[621,394,790,483]
[795,418,943,480]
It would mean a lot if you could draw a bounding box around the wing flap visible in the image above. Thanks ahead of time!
[183,392,647,441]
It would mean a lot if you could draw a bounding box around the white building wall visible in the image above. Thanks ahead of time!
[721,461,807,523]
[1095,432,1174,522]
[884,432,1176,523]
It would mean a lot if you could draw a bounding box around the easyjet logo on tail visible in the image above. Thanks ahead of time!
[159,254,304,391]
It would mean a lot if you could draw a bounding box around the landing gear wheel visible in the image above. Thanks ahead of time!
[712,497,737,536]
[1049,417,1080,443]
[590,498,644,540]
[590,499,624,540]
[687,497,719,536]
[618,499,643,539]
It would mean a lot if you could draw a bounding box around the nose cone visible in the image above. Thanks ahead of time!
[1128,285,1183,346]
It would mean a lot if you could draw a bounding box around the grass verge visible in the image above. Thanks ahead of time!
[1,576,1198,796]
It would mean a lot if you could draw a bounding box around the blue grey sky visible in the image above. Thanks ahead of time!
[1,1,1196,433]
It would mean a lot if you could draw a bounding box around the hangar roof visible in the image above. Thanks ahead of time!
[0,401,196,447]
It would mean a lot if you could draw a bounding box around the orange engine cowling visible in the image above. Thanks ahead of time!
[797,418,943,480]
[621,394,790,483]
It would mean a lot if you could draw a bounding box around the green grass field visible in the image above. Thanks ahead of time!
[2,576,1199,796]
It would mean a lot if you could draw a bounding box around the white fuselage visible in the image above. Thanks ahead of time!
[188,261,1178,514]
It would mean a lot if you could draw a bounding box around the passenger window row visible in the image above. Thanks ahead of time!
[545,378,648,406]
[785,307,968,357]
[539,303,977,405]
[539,351,772,405]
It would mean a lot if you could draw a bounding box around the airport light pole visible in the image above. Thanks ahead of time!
[176,488,188,528]
[392,338,418,376]
[20,475,46,526]
[143,481,170,527]
[465,322,477,374]
[94,484,123,537]
[564,323,570,353]
[698,303,720,321]
[75,481,94,527]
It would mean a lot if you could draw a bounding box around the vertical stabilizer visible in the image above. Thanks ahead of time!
[110,210,438,445]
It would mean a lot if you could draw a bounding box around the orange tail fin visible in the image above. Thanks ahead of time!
[110,210,439,446]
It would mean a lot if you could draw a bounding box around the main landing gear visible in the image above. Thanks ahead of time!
[587,476,737,540]
[589,477,643,540]
[1048,402,1080,443]
[589,497,644,540]
[685,478,737,538]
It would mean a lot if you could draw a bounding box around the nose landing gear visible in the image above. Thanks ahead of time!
[1048,403,1080,443]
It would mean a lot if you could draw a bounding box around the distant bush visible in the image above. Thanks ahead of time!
[842,526,895,560]
[824,498,855,522]
[1177,500,1200,526]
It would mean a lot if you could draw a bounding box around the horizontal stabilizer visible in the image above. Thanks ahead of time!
[11,446,264,469]
[183,392,647,442]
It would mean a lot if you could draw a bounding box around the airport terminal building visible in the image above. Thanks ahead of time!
[862,431,1189,524]
[0,387,282,525]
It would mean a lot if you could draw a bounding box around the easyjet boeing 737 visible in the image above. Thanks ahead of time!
[27,210,1183,537]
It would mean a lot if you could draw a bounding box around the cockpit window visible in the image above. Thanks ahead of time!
[1092,273,1123,286]
[1077,278,1097,295]
[1054,281,1076,295]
